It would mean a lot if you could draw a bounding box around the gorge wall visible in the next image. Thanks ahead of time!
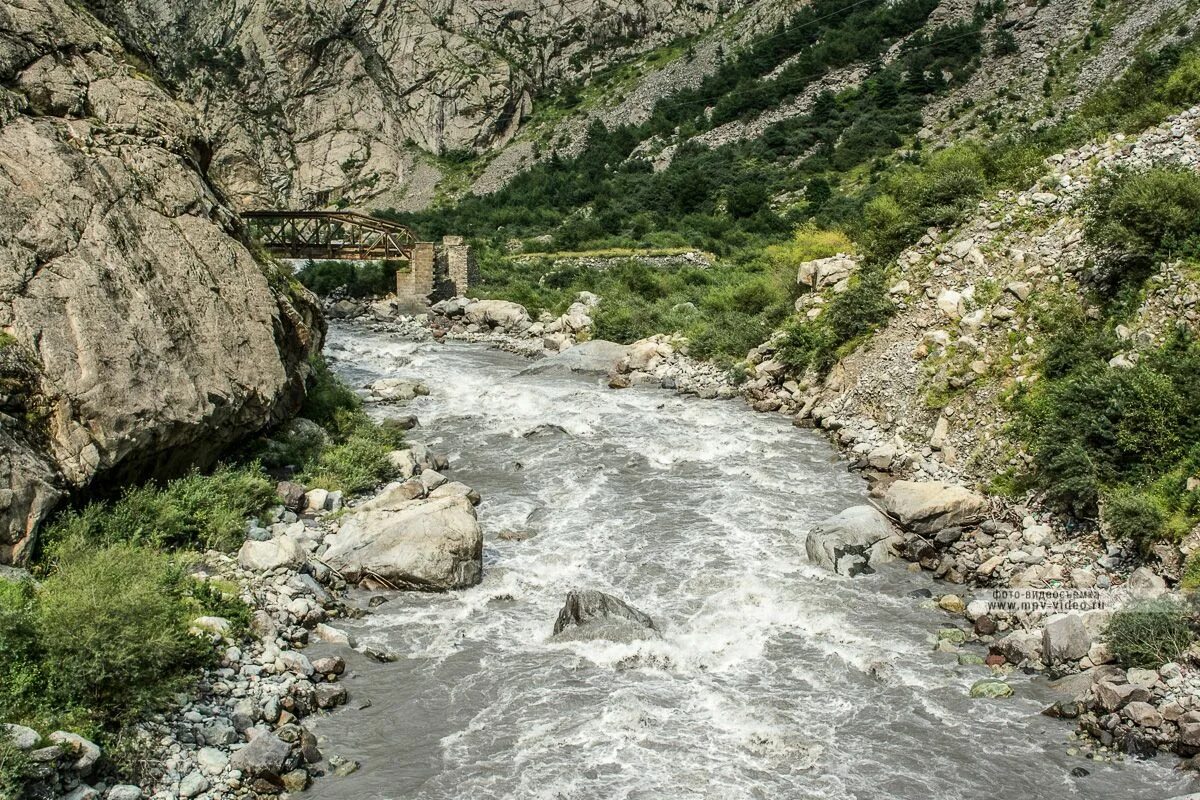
[0,0,323,562]
[82,0,760,212]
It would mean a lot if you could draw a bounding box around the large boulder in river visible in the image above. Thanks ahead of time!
[882,481,988,534]
[552,590,660,643]
[323,493,483,590]
[805,506,899,577]
[0,0,321,563]
[522,340,631,376]
[464,300,531,331]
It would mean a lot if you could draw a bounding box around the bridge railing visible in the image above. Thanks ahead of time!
[242,211,417,261]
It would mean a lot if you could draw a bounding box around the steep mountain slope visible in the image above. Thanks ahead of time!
[0,0,322,562]
[782,110,1200,494]
[83,0,763,211]
[463,0,1200,204]
[72,0,1200,214]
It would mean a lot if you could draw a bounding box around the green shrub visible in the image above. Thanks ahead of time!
[1164,52,1200,106]
[37,545,207,724]
[0,578,43,727]
[0,735,32,800]
[775,317,830,373]
[822,267,893,349]
[1085,167,1200,292]
[259,418,329,470]
[299,411,406,494]
[43,465,275,555]
[2,545,209,733]
[1104,599,1195,668]
[300,356,363,432]
[186,578,251,637]
[1103,485,1169,553]
[1182,551,1200,591]
[763,225,854,270]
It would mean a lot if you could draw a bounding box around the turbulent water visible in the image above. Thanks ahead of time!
[309,324,1190,800]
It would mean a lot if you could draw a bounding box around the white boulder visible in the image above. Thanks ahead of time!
[323,494,483,591]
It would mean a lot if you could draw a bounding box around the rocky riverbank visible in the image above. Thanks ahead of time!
[2,429,477,799]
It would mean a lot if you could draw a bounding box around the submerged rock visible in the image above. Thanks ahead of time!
[804,506,899,577]
[970,679,1014,699]
[552,590,660,643]
[521,340,631,376]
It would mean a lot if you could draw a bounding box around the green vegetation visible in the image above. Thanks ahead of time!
[0,733,31,799]
[1072,36,1200,135]
[1084,167,1200,292]
[299,414,406,494]
[42,465,276,556]
[473,230,848,363]
[284,356,407,493]
[296,259,405,297]
[1104,599,1195,668]
[1007,164,1200,551]
[1014,310,1200,538]
[2,356,400,779]
[0,547,230,738]
[385,0,988,255]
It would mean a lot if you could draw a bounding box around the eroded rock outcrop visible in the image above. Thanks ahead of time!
[0,0,322,561]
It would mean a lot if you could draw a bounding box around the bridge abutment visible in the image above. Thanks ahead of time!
[397,236,476,306]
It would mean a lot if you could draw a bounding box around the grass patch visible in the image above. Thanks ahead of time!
[298,410,406,494]
[1,546,213,738]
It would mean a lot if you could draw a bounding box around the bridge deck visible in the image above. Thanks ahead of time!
[243,210,416,261]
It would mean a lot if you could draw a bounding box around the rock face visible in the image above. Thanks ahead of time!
[804,506,898,577]
[882,481,989,535]
[552,589,660,643]
[0,0,322,562]
[83,0,750,211]
[323,493,483,591]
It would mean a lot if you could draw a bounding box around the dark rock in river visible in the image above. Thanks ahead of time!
[552,590,660,643]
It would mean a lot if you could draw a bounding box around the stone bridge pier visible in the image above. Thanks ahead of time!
[397,235,478,307]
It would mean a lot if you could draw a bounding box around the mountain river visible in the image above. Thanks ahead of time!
[305,323,1191,800]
